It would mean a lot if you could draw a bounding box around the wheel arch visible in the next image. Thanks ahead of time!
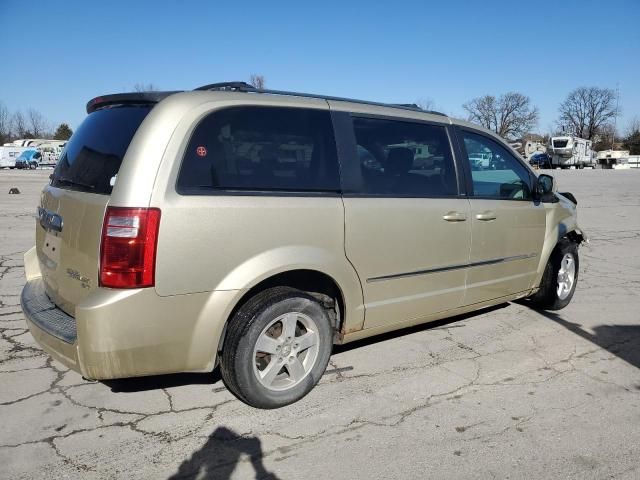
[216,269,349,355]
[533,219,585,290]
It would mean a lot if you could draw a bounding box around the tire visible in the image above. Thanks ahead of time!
[529,240,579,310]
[220,287,333,409]
[30,162,38,170]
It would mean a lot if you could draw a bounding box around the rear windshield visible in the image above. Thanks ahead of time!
[51,106,151,194]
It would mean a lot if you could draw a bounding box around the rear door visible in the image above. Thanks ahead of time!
[38,106,152,315]
[456,128,545,305]
[334,111,471,329]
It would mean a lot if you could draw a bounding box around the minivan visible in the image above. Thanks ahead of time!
[22,82,586,408]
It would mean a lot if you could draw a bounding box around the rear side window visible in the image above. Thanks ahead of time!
[52,106,151,194]
[351,117,457,197]
[177,106,340,194]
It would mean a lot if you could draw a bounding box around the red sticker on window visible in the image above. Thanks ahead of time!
[196,146,207,157]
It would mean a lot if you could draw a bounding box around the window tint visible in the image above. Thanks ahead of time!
[462,131,532,200]
[52,106,151,194]
[351,117,457,196]
[177,107,339,194]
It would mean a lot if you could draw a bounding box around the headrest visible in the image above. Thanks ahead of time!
[385,148,414,175]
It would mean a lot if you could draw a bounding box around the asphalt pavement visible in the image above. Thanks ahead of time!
[1,168,639,479]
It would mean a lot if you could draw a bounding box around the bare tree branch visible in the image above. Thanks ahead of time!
[12,111,27,138]
[415,98,435,111]
[133,83,159,92]
[625,116,640,137]
[557,87,617,140]
[463,92,538,140]
[249,74,266,90]
[0,101,11,144]
[27,108,48,137]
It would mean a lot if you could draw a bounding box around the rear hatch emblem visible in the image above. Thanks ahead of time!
[38,207,63,232]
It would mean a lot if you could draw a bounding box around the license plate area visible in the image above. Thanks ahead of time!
[42,232,62,266]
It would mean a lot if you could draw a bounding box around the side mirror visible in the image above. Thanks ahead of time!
[535,174,556,203]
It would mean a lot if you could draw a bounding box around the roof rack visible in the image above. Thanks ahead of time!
[193,82,447,116]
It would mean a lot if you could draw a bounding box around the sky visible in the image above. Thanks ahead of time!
[1,0,639,135]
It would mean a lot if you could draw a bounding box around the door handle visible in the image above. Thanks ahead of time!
[442,211,467,222]
[475,211,497,221]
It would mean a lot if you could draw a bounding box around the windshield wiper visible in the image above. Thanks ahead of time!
[54,176,96,190]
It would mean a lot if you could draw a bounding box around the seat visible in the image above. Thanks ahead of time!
[384,147,427,195]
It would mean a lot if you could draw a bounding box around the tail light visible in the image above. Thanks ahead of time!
[100,207,161,288]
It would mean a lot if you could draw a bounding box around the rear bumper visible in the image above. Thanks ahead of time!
[21,278,81,372]
[22,278,77,343]
[21,249,240,380]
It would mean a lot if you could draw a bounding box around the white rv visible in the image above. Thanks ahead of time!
[523,140,547,160]
[0,145,34,169]
[5,139,66,167]
[596,150,630,169]
[37,141,66,167]
[549,136,594,168]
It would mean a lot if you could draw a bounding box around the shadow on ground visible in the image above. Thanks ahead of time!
[167,426,279,480]
[532,306,640,371]
[104,370,224,393]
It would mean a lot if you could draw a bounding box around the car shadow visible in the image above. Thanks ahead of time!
[167,426,279,480]
[526,305,640,370]
[332,302,509,355]
[104,369,223,393]
[104,303,510,393]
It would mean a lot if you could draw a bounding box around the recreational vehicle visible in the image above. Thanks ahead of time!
[6,139,66,167]
[549,136,594,168]
[523,140,547,160]
[0,145,34,169]
[596,150,630,169]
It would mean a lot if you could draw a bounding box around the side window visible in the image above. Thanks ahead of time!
[461,131,532,200]
[351,117,457,196]
[178,107,340,194]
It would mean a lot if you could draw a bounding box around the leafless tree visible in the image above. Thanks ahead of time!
[133,83,159,92]
[592,123,618,151]
[12,110,28,138]
[625,116,640,137]
[463,92,539,140]
[557,87,617,140]
[0,101,11,144]
[249,74,266,90]
[623,116,640,155]
[27,108,48,137]
[415,98,435,111]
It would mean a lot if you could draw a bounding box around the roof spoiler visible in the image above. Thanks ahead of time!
[86,91,181,113]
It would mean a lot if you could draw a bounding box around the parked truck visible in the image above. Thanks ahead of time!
[548,136,594,169]
[596,149,630,169]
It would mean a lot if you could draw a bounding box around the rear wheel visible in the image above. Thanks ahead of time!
[529,240,579,310]
[220,287,333,408]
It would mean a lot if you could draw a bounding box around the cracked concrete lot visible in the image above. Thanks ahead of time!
[1,169,639,479]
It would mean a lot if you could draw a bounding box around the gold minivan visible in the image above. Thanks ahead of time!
[21,82,586,408]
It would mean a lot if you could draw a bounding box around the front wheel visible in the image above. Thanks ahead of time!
[220,287,333,408]
[529,240,579,310]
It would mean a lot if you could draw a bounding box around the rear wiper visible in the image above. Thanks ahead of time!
[54,176,96,190]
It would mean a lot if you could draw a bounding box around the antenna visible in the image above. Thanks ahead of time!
[611,83,620,150]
